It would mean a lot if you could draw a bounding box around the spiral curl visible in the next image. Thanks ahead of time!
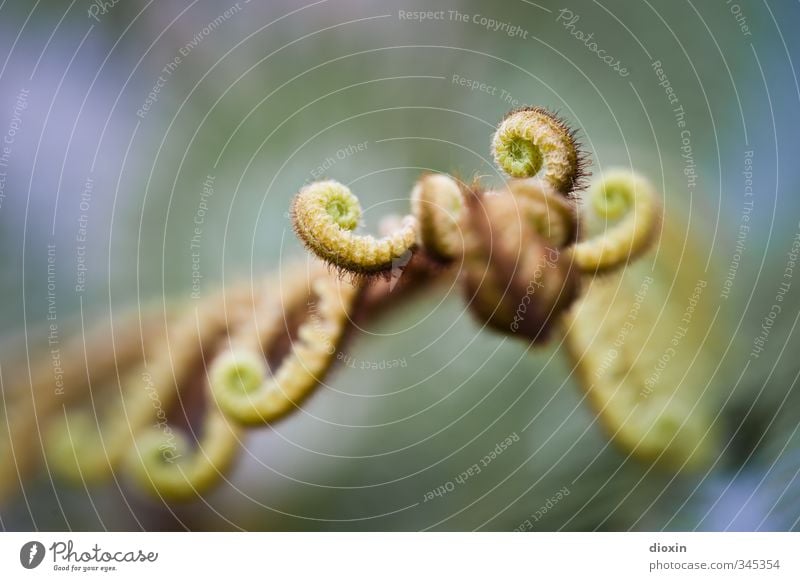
[1,310,167,499]
[209,268,361,426]
[410,173,465,262]
[504,178,579,247]
[45,374,143,483]
[492,107,587,194]
[8,104,689,504]
[126,408,242,501]
[571,169,661,274]
[291,180,418,278]
[44,284,261,485]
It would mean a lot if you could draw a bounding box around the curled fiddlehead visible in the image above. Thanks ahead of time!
[504,178,579,247]
[1,310,166,499]
[462,108,586,344]
[410,173,465,262]
[45,370,148,483]
[209,267,361,426]
[291,180,418,278]
[570,169,662,274]
[492,107,587,194]
[126,407,242,501]
[45,285,260,484]
[12,102,693,506]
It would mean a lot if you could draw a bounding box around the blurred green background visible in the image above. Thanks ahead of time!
[1,0,799,530]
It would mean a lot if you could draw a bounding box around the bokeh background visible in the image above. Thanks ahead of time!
[1,0,799,531]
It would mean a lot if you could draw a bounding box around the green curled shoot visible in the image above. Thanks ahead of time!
[492,107,587,195]
[410,173,465,262]
[126,409,242,500]
[209,269,360,426]
[571,169,661,274]
[291,180,418,278]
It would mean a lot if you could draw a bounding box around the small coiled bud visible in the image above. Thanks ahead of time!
[291,180,418,278]
[45,284,261,485]
[126,409,242,500]
[0,309,167,501]
[410,173,465,262]
[504,178,579,247]
[209,269,361,425]
[44,362,181,484]
[571,169,661,274]
[462,185,579,344]
[492,107,586,194]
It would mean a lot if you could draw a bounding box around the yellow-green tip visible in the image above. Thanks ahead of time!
[571,169,661,273]
[291,180,418,277]
[492,107,586,195]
